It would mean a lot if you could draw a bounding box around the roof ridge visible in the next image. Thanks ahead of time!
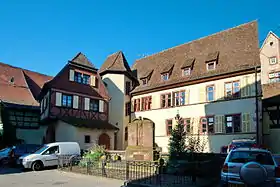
[134,20,257,63]
[106,51,122,70]
[0,62,53,78]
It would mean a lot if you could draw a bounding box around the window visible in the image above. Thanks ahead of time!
[142,78,148,85]
[134,99,141,112]
[43,146,59,155]
[125,127,128,141]
[269,72,280,83]
[74,72,90,85]
[207,61,216,70]
[8,110,39,129]
[200,116,214,134]
[182,68,191,76]
[82,74,90,84]
[206,85,215,101]
[166,119,173,135]
[173,91,185,106]
[141,96,152,111]
[225,114,241,133]
[89,99,99,111]
[85,135,91,143]
[269,57,277,65]
[183,118,191,133]
[125,102,131,116]
[161,93,172,108]
[125,81,131,95]
[225,81,240,98]
[45,97,48,110]
[62,94,73,108]
[161,73,169,81]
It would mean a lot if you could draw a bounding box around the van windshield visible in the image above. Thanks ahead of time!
[34,145,48,154]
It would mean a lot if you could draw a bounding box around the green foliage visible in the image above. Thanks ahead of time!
[168,114,187,161]
[79,145,108,167]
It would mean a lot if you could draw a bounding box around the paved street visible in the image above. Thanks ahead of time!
[0,168,125,187]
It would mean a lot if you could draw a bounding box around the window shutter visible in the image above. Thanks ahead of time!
[40,100,43,113]
[199,86,205,103]
[185,89,190,104]
[84,98,90,111]
[249,75,256,97]
[214,115,224,133]
[99,100,104,112]
[73,96,79,109]
[241,76,250,97]
[55,92,62,106]
[216,82,224,100]
[131,100,135,113]
[69,69,74,81]
[90,76,96,86]
[242,113,250,132]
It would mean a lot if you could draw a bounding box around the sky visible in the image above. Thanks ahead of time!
[0,0,280,76]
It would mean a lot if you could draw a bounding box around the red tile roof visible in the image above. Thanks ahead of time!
[0,62,52,106]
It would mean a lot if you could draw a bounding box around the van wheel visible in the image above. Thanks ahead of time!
[32,161,43,171]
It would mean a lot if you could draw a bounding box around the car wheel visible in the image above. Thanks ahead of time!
[32,161,43,171]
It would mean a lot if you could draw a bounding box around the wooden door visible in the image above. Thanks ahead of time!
[98,133,110,150]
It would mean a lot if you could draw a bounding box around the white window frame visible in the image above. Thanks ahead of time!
[161,73,169,81]
[269,57,277,65]
[206,61,216,71]
[182,68,191,76]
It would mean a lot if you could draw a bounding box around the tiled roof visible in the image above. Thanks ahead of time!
[131,21,260,93]
[0,62,52,106]
[70,52,95,69]
[262,83,280,100]
[99,51,132,74]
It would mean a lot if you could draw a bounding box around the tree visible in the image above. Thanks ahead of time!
[168,114,187,161]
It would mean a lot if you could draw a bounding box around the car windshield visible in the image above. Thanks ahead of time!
[33,145,48,154]
[229,151,274,165]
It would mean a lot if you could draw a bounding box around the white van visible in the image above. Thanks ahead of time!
[20,142,80,171]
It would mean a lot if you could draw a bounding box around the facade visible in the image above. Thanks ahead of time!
[126,21,262,153]
[99,51,138,150]
[260,32,280,153]
[38,53,118,150]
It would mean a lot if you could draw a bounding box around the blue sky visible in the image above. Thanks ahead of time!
[0,0,279,76]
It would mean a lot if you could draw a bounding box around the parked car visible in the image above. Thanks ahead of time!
[0,146,16,166]
[221,147,280,186]
[227,138,258,153]
[20,142,81,171]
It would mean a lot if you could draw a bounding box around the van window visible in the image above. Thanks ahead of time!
[42,146,59,155]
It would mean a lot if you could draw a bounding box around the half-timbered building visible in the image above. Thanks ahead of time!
[38,53,118,150]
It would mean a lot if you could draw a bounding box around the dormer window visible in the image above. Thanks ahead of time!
[142,78,148,85]
[161,73,169,81]
[74,72,90,85]
[207,61,216,71]
[182,68,191,76]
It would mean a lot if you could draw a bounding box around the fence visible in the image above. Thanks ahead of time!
[57,155,221,186]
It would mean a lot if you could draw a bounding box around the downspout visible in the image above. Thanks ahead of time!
[255,66,260,145]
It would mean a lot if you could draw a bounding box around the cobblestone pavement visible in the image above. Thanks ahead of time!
[0,168,125,187]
